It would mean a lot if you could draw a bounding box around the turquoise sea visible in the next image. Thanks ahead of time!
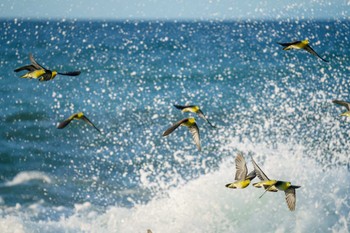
[0,19,350,232]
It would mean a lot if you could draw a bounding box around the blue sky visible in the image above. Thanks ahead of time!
[0,0,348,20]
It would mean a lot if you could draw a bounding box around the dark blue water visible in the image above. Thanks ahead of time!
[0,19,349,232]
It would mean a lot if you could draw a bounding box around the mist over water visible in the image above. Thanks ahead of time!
[0,19,349,232]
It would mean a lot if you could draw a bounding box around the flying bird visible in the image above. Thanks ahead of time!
[251,157,278,193]
[173,104,216,128]
[254,179,301,211]
[162,117,201,151]
[14,53,81,81]
[277,39,329,62]
[332,100,350,118]
[251,157,301,211]
[57,112,101,133]
[225,153,256,189]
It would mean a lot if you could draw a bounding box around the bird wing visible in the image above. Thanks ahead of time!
[285,187,297,211]
[251,157,271,181]
[57,113,80,129]
[332,100,350,111]
[197,109,216,128]
[14,65,38,72]
[235,153,248,181]
[29,53,47,70]
[57,71,81,76]
[304,45,329,62]
[246,170,256,180]
[38,72,53,81]
[173,104,188,110]
[188,123,201,151]
[81,115,101,133]
[57,118,73,129]
[277,41,301,47]
[162,118,188,136]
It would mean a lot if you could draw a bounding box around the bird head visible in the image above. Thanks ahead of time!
[188,117,196,124]
[193,106,200,112]
[77,112,84,118]
[52,70,57,79]
[302,39,309,45]
[274,180,292,190]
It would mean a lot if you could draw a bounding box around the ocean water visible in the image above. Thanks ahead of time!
[0,19,350,232]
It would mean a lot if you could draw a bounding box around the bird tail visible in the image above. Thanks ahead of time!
[252,182,263,188]
[225,183,237,189]
[20,73,40,79]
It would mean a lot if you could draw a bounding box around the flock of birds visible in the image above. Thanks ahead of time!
[12,37,348,219]
[225,153,300,211]
[14,53,101,132]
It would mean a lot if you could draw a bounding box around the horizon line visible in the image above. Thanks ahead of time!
[0,16,346,22]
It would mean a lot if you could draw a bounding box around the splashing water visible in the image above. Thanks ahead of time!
[0,19,349,232]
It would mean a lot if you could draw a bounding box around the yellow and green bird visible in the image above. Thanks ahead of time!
[332,99,350,118]
[14,53,81,81]
[277,39,329,62]
[162,117,201,151]
[174,104,216,128]
[251,158,279,193]
[251,157,301,211]
[57,112,101,133]
[225,153,256,189]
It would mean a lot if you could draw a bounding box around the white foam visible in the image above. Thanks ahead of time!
[4,171,52,186]
[0,216,26,233]
[0,142,348,232]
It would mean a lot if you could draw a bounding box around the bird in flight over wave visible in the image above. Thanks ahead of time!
[173,104,216,128]
[251,157,278,193]
[332,100,350,118]
[225,152,256,189]
[162,117,201,151]
[14,53,81,81]
[277,39,329,62]
[251,157,301,211]
[57,112,101,133]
